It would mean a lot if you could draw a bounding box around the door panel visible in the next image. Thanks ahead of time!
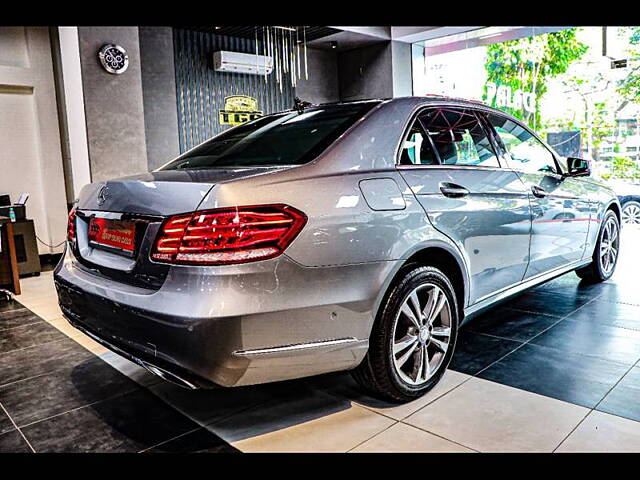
[397,106,531,304]
[517,172,591,278]
[485,113,590,278]
[400,168,531,303]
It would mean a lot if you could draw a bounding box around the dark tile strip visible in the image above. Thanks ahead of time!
[0,338,94,389]
[0,321,67,357]
[0,430,33,453]
[18,388,138,430]
[1,358,143,429]
[0,309,42,332]
[463,293,605,389]
[0,402,34,453]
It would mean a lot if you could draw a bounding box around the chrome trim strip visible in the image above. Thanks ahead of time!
[396,165,504,172]
[233,337,364,358]
[463,259,591,321]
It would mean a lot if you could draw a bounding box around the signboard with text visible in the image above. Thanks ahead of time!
[219,95,263,126]
[485,82,536,114]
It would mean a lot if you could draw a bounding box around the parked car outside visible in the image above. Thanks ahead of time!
[605,178,640,225]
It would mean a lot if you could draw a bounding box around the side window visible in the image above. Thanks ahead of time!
[419,107,500,167]
[487,114,558,174]
[399,121,438,165]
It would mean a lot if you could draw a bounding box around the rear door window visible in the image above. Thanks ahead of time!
[399,106,500,167]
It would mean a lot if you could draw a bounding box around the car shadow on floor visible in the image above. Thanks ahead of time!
[23,357,240,452]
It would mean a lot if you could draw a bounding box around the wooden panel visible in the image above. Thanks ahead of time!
[0,219,21,295]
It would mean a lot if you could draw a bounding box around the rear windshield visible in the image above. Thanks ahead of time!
[160,102,378,170]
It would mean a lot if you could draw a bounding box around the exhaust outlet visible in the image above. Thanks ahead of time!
[140,361,198,390]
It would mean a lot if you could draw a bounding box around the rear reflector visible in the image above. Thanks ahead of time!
[67,207,77,244]
[150,204,307,265]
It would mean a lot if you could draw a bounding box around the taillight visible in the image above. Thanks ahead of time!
[151,204,307,265]
[67,207,77,243]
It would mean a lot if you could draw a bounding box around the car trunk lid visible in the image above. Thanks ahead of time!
[71,167,290,288]
[76,168,286,215]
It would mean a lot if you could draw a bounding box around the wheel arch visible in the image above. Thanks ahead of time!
[607,199,621,223]
[373,242,469,325]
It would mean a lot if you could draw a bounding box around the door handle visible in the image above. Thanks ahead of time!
[531,185,548,198]
[439,182,470,198]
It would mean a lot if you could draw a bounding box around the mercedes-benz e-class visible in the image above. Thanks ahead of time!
[55,97,621,402]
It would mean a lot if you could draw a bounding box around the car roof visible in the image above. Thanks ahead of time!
[313,95,486,106]
[308,95,511,116]
[278,96,514,122]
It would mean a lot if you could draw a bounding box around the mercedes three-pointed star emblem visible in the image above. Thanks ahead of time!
[97,185,109,206]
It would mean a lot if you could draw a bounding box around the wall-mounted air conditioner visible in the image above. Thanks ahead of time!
[213,51,273,75]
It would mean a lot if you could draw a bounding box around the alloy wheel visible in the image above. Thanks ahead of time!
[391,283,452,386]
[600,216,619,275]
[622,203,640,225]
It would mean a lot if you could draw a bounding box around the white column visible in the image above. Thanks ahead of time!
[57,26,91,200]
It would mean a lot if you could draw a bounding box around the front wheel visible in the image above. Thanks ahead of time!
[352,266,459,403]
[576,210,620,283]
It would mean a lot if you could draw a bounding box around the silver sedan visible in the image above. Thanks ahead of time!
[54,97,621,402]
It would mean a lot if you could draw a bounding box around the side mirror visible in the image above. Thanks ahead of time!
[564,157,591,178]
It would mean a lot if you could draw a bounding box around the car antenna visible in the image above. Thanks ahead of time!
[293,97,313,114]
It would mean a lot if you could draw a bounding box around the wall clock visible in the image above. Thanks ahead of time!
[98,44,129,74]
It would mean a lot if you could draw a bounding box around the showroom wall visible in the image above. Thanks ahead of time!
[0,27,69,255]
[139,27,181,170]
[295,48,340,104]
[77,26,148,182]
[338,40,412,101]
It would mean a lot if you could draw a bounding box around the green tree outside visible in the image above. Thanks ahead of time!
[483,29,588,130]
[618,27,640,103]
[601,156,640,180]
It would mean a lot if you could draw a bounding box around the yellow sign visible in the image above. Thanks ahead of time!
[219,95,263,126]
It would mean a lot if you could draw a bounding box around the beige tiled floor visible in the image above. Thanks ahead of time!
[404,377,590,452]
[361,370,471,421]
[352,422,474,453]
[14,270,640,452]
[556,411,640,453]
[225,402,396,453]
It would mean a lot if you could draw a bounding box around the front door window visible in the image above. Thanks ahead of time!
[487,114,558,174]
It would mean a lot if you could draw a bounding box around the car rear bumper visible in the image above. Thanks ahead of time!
[54,248,394,387]
[55,276,220,389]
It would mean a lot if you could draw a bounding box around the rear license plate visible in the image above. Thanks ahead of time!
[88,218,136,256]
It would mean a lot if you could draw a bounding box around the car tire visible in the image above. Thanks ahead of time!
[352,265,459,403]
[576,210,620,283]
[622,200,640,225]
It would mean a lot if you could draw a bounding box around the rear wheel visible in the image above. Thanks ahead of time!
[622,201,640,225]
[576,210,620,283]
[352,266,459,403]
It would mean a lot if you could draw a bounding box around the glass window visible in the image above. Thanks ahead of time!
[160,102,378,170]
[487,114,558,174]
[399,122,439,165]
[419,108,500,167]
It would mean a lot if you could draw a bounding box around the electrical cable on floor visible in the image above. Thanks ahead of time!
[35,236,66,249]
